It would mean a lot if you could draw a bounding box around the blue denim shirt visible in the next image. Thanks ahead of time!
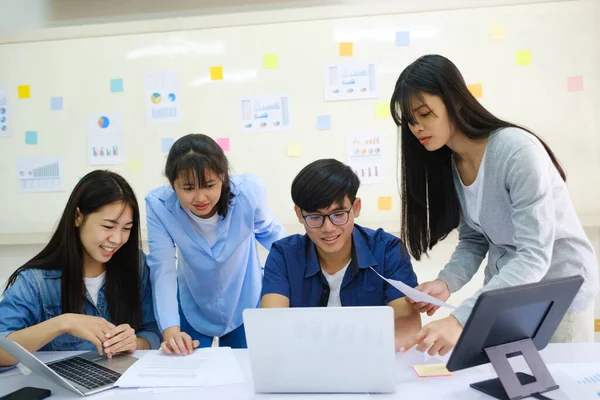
[261,225,419,306]
[0,252,161,369]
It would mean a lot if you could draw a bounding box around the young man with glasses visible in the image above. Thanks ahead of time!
[260,159,421,347]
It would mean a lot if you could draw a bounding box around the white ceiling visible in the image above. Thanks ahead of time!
[0,0,576,31]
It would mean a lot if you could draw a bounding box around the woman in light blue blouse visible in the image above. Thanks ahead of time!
[0,170,161,369]
[146,133,286,355]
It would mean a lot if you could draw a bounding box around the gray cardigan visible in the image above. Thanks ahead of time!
[438,128,599,325]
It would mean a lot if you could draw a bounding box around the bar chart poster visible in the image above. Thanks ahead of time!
[88,113,123,165]
[17,156,64,193]
[0,86,10,137]
[323,62,377,101]
[144,71,181,124]
[240,94,291,132]
[346,133,385,185]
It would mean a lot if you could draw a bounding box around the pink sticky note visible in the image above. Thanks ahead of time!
[217,137,230,152]
[567,76,583,92]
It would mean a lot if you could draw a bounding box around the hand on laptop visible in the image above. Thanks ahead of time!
[103,324,137,358]
[60,314,116,356]
[399,315,463,356]
[406,280,450,316]
[160,326,200,356]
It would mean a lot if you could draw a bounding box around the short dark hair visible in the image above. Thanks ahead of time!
[291,159,360,212]
[165,134,234,218]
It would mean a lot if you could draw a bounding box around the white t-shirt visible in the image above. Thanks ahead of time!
[184,208,220,247]
[458,152,486,233]
[322,261,351,307]
[84,271,106,306]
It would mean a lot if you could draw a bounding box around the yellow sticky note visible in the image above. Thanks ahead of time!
[264,54,278,69]
[490,24,506,40]
[376,103,391,118]
[378,196,392,211]
[210,66,223,80]
[286,142,302,157]
[127,159,142,173]
[18,85,31,99]
[412,364,453,377]
[339,42,353,56]
[467,83,483,98]
[516,50,531,66]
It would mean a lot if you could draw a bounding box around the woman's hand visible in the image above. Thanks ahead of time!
[103,324,137,358]
[406,279,451,316]
[400,315,463,356]
[60,314,115,355]
[161,326,200,356]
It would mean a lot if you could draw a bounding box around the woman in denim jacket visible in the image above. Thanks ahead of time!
[0,170,161,369]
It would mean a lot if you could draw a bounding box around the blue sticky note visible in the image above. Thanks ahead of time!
[25,131,38,145]
[50,96,63,111]
[110,78,124,93]
[317,115,331,130]
[395,31,410,46]
[161,137,175,152]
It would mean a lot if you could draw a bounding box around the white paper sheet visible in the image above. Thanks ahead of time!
[16,156,64,193]
[323,62,377,101]
[116,347,244,388]
[88,113,123,165]
[0,86,10,137]
[144,71,181,123]
[239,94,291,132]
[346,133,385,185]
[370,267,456,309]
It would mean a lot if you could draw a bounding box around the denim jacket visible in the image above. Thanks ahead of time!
[0,252,161,370]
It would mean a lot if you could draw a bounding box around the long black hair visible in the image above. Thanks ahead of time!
[5,170,142,329]
[390,54,565,260]
[165,134,234,218]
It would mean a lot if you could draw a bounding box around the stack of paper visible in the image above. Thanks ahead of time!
[116,347,245,388]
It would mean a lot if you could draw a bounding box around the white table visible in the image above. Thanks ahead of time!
[1,344,599,399]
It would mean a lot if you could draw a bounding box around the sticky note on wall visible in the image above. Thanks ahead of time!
[516,51,531,66]
[378,196,392,211]
[18,85,30,99]
[161,138,174,153]
[217,137,231,152]
[317,115,331,130]
[210,66,224,80]
[25,131,38,145]
[376,103,391,118]
[287,142,302,157]
[339,42,353,56]
[567,76,584,92]
[395,31,410,46]
[50,97,63,111]
[127,159,142,173]
[110,78,124,93]
[467,83,483,98]
[264,54,278,69]
[490,25,506,40]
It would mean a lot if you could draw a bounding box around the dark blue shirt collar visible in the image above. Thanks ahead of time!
[304,225,379,278]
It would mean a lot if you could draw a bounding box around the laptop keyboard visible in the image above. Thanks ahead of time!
[48,356,121,390]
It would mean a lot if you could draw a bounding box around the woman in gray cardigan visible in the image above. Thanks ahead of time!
[391,54,598,357]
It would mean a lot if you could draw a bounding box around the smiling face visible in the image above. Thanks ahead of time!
[76,201,133,269]
[407,92,457,151]
[173,169,223,219]
[295,196,361,258]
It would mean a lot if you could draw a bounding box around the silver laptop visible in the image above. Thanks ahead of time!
[0,335,137,396]
[243,306,397,394]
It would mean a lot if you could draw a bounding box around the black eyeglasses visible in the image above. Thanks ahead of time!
[301,206,354,228]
